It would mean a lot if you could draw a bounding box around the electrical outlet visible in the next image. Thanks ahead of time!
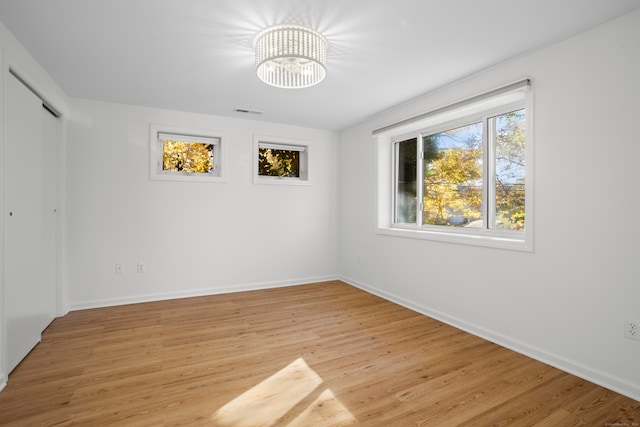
[115,264,124,274]
[137,262,146,273]
[624,319,640,341]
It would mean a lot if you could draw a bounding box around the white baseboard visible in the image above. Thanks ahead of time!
[67,275,339,311]
[340,275,640,403]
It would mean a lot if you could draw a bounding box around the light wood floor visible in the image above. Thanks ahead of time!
[0,281,637,426]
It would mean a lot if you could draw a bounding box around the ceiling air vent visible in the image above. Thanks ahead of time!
[233,108,263,115]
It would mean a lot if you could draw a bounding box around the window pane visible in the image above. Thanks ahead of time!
[494,109,525,230]
[162,139,214,173]
[396,138,417,223]
[258,148,301,177]
[423,123,483,227]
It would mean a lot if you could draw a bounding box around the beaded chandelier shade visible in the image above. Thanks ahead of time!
[255,25,328,89]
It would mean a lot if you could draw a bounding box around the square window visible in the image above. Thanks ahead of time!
[150,125,224,182]
[254,136,309,185]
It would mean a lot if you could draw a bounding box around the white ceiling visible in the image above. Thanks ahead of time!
[1,0,639,131]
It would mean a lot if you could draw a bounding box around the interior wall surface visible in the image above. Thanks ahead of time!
[65,98,339,309]
[337,10,640,400]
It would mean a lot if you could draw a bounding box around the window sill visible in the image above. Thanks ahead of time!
[376,226,533,252]
[151,173,226,183]
[253,177,311,186]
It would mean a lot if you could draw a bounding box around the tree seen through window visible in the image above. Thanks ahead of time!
[395,108,526,231]
[258,148,301,177]
[162,139,214,174]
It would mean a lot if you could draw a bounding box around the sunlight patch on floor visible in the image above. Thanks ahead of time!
[287,389,356,426]
[212,358,356,426]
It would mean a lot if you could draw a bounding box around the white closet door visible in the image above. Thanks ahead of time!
[41,104,59,322]
[5,73,54,373]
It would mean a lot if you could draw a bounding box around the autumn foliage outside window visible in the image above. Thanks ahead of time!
[258,148,301,177]
[162,139,215,174]
[422,122,484,227]
[395,108,525,232]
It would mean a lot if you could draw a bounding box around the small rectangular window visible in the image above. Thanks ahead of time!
[254,136,309,185]
[160,134,216,174]
[259,143,302,178]
[150,125,224,182]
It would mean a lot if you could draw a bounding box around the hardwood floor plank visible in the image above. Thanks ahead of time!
[0,281,637,426]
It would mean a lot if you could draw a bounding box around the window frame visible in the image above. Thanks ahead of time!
[149,124,225,183]
[253,135,310,185]
[375,82,533,252]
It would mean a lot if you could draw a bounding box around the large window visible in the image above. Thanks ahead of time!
[396,108,525,230]
[377,80,532,251]
[150,125,224,182]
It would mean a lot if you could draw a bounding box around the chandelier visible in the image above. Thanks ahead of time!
[255,25,328,89]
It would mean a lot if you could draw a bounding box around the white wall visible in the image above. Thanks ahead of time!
[338,10,640,400]
[65,99,338,309]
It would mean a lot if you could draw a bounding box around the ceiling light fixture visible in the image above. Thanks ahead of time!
[255,25,328,89]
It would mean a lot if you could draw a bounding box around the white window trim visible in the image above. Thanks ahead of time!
[150,124,225,183]
[375,80,534,252]
[253,135,311,185]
